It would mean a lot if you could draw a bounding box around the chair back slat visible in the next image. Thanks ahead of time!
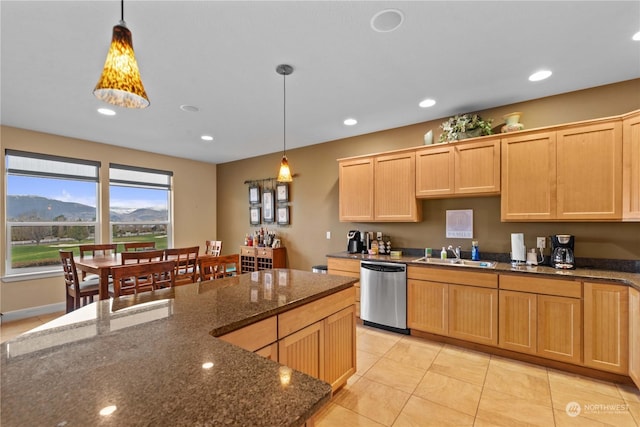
[121,249,165,265]
[205,240,222,256]
[111,260,176,296]
[79,244,117,258]
[124,242,157,252]
[198,254,239,281]
[165,246,199,285]
[59,250,99,312]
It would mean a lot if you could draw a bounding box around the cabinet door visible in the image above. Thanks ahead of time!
[415,146,454,197]
[374,151,421,221]
[501,131,557,221]
[498,290,537,355]
[583,282,628,374]
[279,321,325,380]
[407,279,448,335]
[448,285,498,346]
[324,305,356,392]
[623,112,640,220]
[338,157,374,221]
[556,121,622,220]
[255,342,279,361]
[629,287,640,388]
[537,295,581,364]
[454,138,501,195]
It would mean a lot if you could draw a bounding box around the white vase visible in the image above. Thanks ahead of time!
[423,130,433,145]
[501,112,525,133]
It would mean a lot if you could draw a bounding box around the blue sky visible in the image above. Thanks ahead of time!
[8,176,168,211]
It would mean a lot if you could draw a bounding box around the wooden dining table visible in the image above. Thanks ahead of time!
[74,254,121,300]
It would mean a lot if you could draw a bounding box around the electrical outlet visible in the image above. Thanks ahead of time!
[326,231,331,240]
[537,237,546,249]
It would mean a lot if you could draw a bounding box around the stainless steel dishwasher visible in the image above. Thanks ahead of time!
[360,260,409,334]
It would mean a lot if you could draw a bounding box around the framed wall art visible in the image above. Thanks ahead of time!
[249,207,261,225]
[249,185,260,205]
[277,206,290,225]
[262,189,274,223]
[276,182,289,203]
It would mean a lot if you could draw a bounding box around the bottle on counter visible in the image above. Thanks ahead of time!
[472,241,480,261]
[441,247,447,259]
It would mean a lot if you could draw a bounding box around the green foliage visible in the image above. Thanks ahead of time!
[439,113,493,142]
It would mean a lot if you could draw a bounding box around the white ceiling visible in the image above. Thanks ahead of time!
[1,1,639,164]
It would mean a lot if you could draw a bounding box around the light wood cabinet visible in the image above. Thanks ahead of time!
[219,316,278,353]
[501,119,623,221]
[407,279,448,335]
[499,275,582,364]
[327,258,361,318]
[629,287,640,388]
[324,305,357,391]
[449,284,498,346]
[279,321,325,379]
[623,111,640,220]
[556,121,622,220]
[338,157,374,221]
[501,131,557,221]
[584,282,629,374]
[240,246,286,273]
[338,151,421,222]
[416,137,500,198]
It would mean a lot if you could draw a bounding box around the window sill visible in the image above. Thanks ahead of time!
[1,270,61,283]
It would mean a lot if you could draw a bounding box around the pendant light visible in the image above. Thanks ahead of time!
[93,0,149,109]
[276,64,293,182]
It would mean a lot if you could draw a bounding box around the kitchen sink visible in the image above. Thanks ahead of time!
[412,257,497,269]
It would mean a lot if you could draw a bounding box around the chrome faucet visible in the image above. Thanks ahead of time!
[447,245,461,261]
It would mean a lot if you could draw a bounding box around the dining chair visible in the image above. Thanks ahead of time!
[78,243,118,281]
[205,240,222,256]
[110,260,176,296]
[198,254,239,281]
[220,253,239,277]
[59,250,100,313]
[164,246,199,285]
[121,249,165,265]
[123,241,157,252]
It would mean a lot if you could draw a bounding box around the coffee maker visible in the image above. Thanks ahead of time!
[347,230,362,253]
[550,234,575,269]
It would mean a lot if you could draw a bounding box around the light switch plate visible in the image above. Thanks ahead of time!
[537,237,546,249]
[326,231,331,239]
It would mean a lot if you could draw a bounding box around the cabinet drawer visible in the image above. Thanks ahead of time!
[241,246,256,256]
[500,274,581,298]
[279,287,355,338]
[407,266,497,288]
[219,316,277,352]
[327,258,360,273]
[256,247,273,258]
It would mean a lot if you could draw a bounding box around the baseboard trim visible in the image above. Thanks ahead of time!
[1,302,65,323]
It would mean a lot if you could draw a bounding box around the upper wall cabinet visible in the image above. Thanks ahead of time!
[416,137,501,198]
[502,118,624,221]
[623,111,640,220]
[339,150,422,222]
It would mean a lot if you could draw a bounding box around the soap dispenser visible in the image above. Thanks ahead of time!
[440,247,447,259]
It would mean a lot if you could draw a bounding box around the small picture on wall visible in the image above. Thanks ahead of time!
[276,183,289,202]
[277,206,289,225]
[249,207,261,225]
[262,190,274,223]
[249,185,260,205]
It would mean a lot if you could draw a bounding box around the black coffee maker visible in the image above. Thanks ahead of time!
[550,234,575,269]
[347,230,362,253]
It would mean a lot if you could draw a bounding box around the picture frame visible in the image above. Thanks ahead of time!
[248,185,260,205]
[249,206,261,225]
[277,205,290,225]
[262,189,274,223]
[276,183,289,202]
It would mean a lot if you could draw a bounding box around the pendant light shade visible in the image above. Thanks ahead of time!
[94,1,149,109]
[276,64,293,182]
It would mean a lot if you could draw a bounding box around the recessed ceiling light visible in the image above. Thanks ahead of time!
[344,118,358,126]
[370,9,404,33]
[633,31,640,41]
[419,98,436,108]
[99,405,117,416]
[97,108,116,116]
[180,104,199,113]
[201,135,213,141]
[529,70,552,82]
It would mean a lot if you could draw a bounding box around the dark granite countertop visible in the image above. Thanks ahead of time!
[327,252,640,291]
[1,269,357,427]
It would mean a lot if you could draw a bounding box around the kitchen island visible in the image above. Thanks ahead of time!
[1,269,357,427]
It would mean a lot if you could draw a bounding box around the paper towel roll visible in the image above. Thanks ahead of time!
[511,233,526,261]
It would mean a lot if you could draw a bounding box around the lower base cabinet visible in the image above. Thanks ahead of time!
[630,287,640,388]
[279,321,325,379]
[327,258,361,318]
[407,279,448,335]
[537,294,581,364]
[449,284,498,346]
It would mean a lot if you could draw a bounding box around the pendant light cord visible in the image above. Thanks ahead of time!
[121,0,124,21]
[283,71,287,156]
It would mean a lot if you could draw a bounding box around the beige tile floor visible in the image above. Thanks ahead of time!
[2,315,639,426]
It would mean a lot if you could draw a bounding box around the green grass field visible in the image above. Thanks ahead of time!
[11,235,168,268]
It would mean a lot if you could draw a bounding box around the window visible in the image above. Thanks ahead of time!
[5,150,100,275]
[109,164,172,251]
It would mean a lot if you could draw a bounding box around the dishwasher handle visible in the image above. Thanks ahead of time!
[361,261,406,273]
